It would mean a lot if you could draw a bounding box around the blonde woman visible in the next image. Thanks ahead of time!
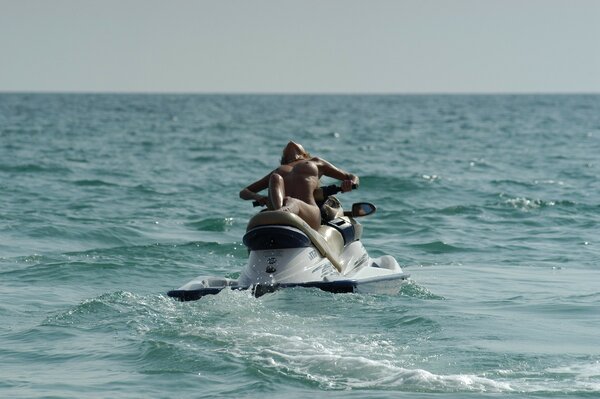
[240,141,359,230]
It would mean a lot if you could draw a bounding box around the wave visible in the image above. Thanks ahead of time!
[43,291,168,331]
[72,179,119,187]
[491,179,537,188]
[360,175,441,194]
[563,292,600,302]
[500,197,575,210]
[487,194,598,214]
[15,285,600,396]
[145,289,509,393]
[400,280,445,300]
[410,241,471,254]
[0,239,247,284]
[185,217,236,232]
[23,223,146,247]
[256,348,513,392]
[0,163,72,174]
[434,204,483,216]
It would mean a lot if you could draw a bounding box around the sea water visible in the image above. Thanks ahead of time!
[1,93,599,398]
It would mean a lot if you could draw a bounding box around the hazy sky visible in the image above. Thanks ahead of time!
[1,0,599,93]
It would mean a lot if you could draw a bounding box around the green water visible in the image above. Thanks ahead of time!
[1,94,599,398]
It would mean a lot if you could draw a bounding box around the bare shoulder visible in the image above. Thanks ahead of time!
[310,156,352,180]
[310,156,328,166]
[275,164,293,174]
[313,156,340,169]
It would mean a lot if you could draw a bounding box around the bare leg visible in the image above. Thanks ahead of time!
[268,173,285,210]
[281,197,321,230]
[268,173,321,229]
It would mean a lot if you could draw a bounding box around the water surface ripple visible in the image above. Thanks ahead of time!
[1,94,599,398]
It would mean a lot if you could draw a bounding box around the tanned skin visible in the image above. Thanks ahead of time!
[240,141,359,230]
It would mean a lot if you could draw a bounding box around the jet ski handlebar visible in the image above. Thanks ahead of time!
[320,183,357,198]
[252,184,357,207]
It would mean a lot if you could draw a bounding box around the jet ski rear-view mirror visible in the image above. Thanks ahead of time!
[348,202,377,217]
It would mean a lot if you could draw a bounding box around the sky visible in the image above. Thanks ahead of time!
[1,0,599,94]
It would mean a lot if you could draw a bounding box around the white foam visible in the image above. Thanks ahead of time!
[257,347,513,392]
[547,361,600,378]
[160,291,600,394]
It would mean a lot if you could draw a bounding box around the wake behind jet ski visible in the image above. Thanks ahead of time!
[167,185,409,301]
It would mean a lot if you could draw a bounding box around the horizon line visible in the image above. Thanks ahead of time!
[1,90,599,96]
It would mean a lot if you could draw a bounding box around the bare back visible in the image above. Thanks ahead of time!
[240,150,358,231]
[274,159,320,205]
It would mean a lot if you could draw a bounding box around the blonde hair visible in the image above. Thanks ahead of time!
[280,151,311,165]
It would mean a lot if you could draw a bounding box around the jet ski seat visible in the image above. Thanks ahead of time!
[247,211,344,272]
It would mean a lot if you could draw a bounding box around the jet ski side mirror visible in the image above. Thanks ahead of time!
[349,202,376,217]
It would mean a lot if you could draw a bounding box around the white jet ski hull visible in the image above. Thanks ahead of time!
[168,230,409,301]
[168,200,409,301]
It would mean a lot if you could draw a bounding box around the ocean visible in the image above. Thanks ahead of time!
[1,93,599,398]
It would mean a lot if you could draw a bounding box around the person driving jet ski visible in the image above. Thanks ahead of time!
[239,141,360,230]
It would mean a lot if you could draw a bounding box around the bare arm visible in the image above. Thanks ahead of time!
[314,157,359,191]
[239,172,271,204]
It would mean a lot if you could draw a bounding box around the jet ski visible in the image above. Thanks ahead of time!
[167,185,409,301]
